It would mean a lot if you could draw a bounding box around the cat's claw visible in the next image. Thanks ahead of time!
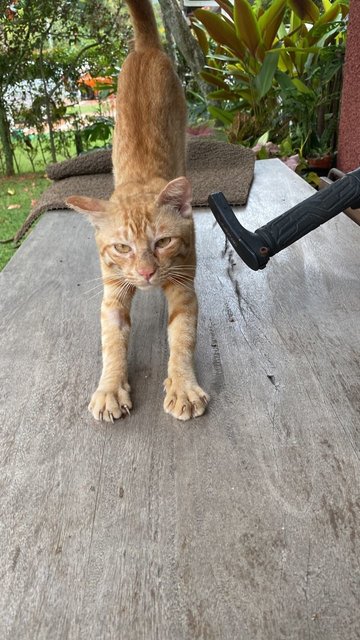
[89,387,132,422]
[163,378,210,421]
[123,405,131,416]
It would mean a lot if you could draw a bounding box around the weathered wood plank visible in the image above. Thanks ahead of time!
[0,159,359,639]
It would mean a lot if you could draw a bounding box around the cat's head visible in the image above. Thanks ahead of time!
[66,177,194,290]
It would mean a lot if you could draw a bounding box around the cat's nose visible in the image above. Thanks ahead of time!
[137,267,156,281]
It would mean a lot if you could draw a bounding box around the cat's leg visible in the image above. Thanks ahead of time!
[89,290,134,422]
[163,282,209,421]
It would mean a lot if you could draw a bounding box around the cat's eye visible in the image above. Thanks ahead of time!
[114,243,131,254]
[155,237,172,249]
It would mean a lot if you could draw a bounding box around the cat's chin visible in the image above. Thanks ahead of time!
[137,282,156,291]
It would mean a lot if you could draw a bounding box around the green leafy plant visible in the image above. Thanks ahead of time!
[0,0,130,175]
[82,116,114,147]
[191,0,288,143]
[191,0,349,154]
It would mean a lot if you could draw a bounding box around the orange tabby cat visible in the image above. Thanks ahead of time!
[66,0,209,422]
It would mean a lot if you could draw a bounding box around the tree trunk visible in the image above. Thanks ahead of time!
[43,96,57,164]
[161,10,178,67]
[39,47,57,164]
[157,0,208,96]
[0,96,15,176]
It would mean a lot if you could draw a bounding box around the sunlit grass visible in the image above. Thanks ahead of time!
[0,173,50,270]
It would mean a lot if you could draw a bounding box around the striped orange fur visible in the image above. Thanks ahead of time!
[66,0,209,422]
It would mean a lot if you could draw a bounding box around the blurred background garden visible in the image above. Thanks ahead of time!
[0,0,349,268]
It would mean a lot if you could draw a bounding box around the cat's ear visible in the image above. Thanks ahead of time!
[157,177,192,218]
[65,196,109,224]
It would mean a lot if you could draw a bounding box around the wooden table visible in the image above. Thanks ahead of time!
[1,159,359,639]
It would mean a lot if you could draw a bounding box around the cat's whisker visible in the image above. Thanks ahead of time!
[78,275,104,284]
[168,271,195,280]
[167,275,195,294]
[167,279,192,294]
[166,265,195,274]
[168,271,195,279]
[168,271,195,276]
[108,283,126,300]
[169,271,195,282]
[79,275,120,294]
[170,265,196,270]
[117,286,130,305]
[81,283,105,296]
[112,280,133,305]
[85,289,104,302]
[169,279,194,290]
[104,277,124,287]
[79,277,131,304]
[167,271,195,284]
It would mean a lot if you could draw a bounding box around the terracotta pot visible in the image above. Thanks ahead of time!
[307,154,334,170]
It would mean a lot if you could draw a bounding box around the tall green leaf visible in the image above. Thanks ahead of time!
[233,0,265,60]
[208,105,234,125]
[258,0,287,51]
[256,131,270,145]
[254,51,280,99]
[191,23,209,56]
[227,65,250,82]
[194,9,245,59]
[278,48,294,73]
[207,89,236,100]
[275,69,296,92]
[310,0,348,32]
[201,70,228,89]
[291,78,313,94]
[288,0,320,23]
[290,10,302,33]
[213,0,234,19]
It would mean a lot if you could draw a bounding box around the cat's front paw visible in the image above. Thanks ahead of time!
[163,377,209,421]
[89,384,132,422]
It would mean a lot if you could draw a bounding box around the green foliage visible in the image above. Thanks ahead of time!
[0,174,49,269]
[0,0,130,175]
[191,0,349,156]
[82,117,114,145]
[277,42,345,157]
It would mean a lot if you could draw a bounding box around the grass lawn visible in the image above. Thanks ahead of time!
[0,100,113,270]
[12,139,78,174]
[67,102,104,116]
[0,173,50,271]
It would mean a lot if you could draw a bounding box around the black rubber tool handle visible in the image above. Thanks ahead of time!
[208,167,360,270]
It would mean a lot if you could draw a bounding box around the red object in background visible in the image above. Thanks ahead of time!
[78,73,114,97]
[5,0,19,19]
[338,1,360,172]
[5,7,16,20]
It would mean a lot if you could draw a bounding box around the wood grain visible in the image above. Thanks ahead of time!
[0,159,359,639]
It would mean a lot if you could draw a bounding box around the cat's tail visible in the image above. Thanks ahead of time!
[125,0,161,51]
